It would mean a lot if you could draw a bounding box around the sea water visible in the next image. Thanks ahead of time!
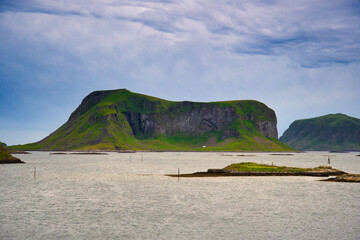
[1,151,359,239]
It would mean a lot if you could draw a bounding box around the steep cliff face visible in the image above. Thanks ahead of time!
[122,101,277,139]
[280,114,360,151]
[11,89,290,151]
[124,103,239,139]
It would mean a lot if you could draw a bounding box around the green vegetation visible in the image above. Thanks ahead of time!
[10,89,294,152]
[0,145,13,160]
[225,162,321,173]
[280,113,360,151]
[0,145,24,163]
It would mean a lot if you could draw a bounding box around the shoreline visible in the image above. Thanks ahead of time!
[322,174,360,182]
[167,171,346,178]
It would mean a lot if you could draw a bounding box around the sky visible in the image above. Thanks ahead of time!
[1,0,360,146]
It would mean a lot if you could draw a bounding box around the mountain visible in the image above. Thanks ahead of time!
[10,89,292,151]
[280,114,360,151]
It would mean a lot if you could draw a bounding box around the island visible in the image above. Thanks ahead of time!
[0,144,25,164]
[9,89,293,152]
[167,162,346,177]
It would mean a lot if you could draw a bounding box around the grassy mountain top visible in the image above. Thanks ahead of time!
[10,89,293,152]
[297,113,360,128]
[280,113,360,151]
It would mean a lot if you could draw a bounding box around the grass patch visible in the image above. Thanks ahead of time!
[225,162,312,173]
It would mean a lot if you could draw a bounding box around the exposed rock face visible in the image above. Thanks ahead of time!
[123,101,278,139]
[124,103,241,139]
[280,113,360,151]
[256,120,278,139]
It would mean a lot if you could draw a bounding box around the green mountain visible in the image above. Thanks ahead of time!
[10,89,292,151]
[280,113,360,151]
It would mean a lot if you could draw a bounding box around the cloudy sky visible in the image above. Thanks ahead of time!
[1,0,360,145]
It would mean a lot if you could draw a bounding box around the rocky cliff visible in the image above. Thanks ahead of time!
[11,89,292,151]
[280,113,360,151]
[123,101,277,139]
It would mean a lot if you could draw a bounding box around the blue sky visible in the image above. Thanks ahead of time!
[1,0,360,145]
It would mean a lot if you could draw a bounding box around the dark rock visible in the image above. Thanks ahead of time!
[207,169,227,173]
[323,174,360,183]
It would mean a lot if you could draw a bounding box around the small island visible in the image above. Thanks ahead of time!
[0,144,25,164]
[167,162,346,177]
[322,174,360,183]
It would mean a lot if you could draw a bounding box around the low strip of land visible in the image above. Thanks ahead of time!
[322,174,360,182]
[167,162,346,178]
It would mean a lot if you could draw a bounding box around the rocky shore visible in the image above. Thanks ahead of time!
[322,174,360,183]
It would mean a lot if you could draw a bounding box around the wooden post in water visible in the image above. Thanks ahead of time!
[34,167,36,179]
[328,155,331,164]
[178,168,180,179]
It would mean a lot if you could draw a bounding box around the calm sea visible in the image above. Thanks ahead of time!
[1,151,359,239]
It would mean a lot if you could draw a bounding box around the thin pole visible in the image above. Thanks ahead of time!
[34,167,36,179]
[178,168,180,179]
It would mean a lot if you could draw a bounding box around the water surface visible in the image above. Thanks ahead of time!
[1,151,359,239]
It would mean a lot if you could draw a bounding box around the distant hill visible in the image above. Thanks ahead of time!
[280,114,360,151]
[10,89,292,151]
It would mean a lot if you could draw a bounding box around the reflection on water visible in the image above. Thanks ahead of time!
[1,151,360,239]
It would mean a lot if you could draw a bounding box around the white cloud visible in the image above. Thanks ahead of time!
[3,0,359,67]
[0,0,359,144]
